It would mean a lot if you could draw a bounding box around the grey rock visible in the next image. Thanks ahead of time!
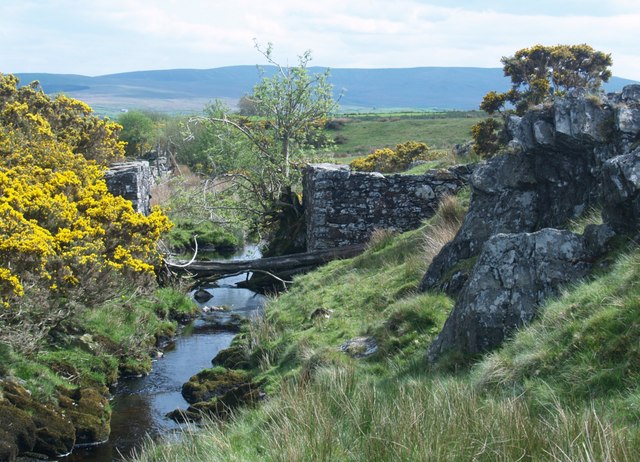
[340,336,378,359]
[427,229,596,362]
[621,84,640,103]
[554,88,611,143]
[602,149,640,233]
[583,223,616,255]
[420,87,637,295]
[193,288,213,303]
[452,141,473,158]
[423,85,640,362]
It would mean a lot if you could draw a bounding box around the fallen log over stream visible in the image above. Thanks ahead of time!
[164,244,367,290]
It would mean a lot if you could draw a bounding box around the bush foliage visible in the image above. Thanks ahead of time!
[0,74,172,309]
[349,141,430,172]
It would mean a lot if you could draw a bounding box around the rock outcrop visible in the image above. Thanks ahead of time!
[602,148,640,234]
[424,85,640,362]
[427,227,613,361]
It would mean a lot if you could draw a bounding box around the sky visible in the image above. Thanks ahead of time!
[2,0,640,80]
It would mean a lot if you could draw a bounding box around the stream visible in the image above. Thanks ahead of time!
[62,246,265,462]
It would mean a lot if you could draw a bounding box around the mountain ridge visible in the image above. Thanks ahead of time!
[14,66,638,113]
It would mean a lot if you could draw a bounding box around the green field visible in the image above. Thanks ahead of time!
[326,111,483,159]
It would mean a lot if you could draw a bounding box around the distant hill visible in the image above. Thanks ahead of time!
[15,66,638,114]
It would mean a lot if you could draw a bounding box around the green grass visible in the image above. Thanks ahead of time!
[474,247,640,411]
[326,112,483,159]
[1,288,198,402]
[134,366,638,462]
[134,243,640,460]
[132,194,640,461]
[243,216,460,390]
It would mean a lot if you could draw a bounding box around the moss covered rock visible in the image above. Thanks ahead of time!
[211,345,251,370]
[58,387,111,445]
[181,367,250,404]
[2,381,75,458]
[0,403,36,460]
[169,378,264,423]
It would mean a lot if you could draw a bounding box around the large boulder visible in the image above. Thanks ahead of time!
[168,367,263,423]
[0,403,36,461]
[181,367,251,404]
[612,84,640,139]
[1,381,75,458]
[58,387,111,446]
[427,227,613,362]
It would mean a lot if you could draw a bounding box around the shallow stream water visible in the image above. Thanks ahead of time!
[61,246,264,461]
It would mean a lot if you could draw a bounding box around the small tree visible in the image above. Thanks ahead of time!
[118,110,156,157]
[482,44,612,116]
[245,42,338,179]
[189,43,339,239]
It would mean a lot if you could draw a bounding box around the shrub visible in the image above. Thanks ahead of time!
[349,141,430,173]
[471,118,502,158]
[0,74,172,311]
[333,134,348,145]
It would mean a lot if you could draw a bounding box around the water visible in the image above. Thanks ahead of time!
[62,246,264,461]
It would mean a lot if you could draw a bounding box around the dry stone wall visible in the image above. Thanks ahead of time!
[303,163,472,251]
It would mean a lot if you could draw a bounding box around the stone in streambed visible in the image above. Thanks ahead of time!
[181,367,251,404]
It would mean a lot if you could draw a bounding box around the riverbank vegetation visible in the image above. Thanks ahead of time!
[133,189,640,461]
[0,73,199,459]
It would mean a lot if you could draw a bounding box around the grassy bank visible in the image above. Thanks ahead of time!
[132,193,640,461]
[0,286,199,457]
[1,286,198,393]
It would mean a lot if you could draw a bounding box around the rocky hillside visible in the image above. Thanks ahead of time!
[423,85,640,362]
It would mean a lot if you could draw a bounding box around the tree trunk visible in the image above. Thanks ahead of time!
[283,136,290,179]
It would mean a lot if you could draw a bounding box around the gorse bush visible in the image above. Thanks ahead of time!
[472,44,612,158]
[470,118,502,158]
[0,74,172,310]
[350,141,430,172]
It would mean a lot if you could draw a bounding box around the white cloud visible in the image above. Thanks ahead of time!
[1,0,638,80]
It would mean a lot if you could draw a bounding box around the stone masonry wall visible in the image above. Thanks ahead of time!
[104,161,152,215]
[303,163,472,251]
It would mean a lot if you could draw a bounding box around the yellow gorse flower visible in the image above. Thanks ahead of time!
[0,74,172,308]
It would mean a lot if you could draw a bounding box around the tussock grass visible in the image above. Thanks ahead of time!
[132,365,637,462]
[131,190,640,462]
[422,194,466,263]
[567,207,603,234]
